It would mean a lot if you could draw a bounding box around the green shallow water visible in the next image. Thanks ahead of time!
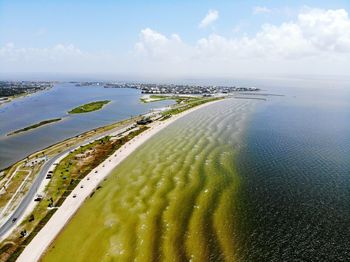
[43,99,255,262]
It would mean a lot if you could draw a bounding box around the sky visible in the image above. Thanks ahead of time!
[1,0,350,80]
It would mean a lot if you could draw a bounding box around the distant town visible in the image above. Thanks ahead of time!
[0,81,53,98]
[0,80,260,101]
[75,82,260,94]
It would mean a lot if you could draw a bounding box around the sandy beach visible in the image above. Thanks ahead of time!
[17,99,223,262]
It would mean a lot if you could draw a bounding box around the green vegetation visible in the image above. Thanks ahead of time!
[7,118,61,136]
[161,97,221,119]
[141,95,188,103]
[0,112,148,261]
[140,97,149,103]
[68,100,110,114]
[141,95,222,120]
[1,127,148,261]
[5,210,57,262]
[150,95,173,101]
[0,165,39,211]
[141,94,198,103]
[43,99,249,262]
[140,95,168,103]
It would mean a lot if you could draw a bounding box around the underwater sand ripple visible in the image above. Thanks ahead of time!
[42,99,255,262]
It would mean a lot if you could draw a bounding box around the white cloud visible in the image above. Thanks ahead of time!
[199,10,219,28]
[253,6,272,15]
[1,8,350,78]
[136,9,350,59]
[135,28,191,62]
[134,8,350,76]
[298,8,350,52]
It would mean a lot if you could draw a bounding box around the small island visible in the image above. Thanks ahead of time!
[7,118,62,136]
[68,100,111,114]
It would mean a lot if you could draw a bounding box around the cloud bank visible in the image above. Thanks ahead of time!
[1,8,350,78]
[135,8,350,76]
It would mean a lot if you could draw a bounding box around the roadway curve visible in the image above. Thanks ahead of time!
[0,124,134,239]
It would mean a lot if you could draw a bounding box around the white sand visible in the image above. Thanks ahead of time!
[17,99,222,262]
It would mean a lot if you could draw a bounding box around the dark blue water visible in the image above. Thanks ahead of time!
[0,83,173,169]
[235,86,350,261]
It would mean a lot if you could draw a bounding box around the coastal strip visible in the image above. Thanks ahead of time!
[0,96,219,260]
[7,118,62,136]
[17,98,223,262]
[0,96,217,252]
[42,99,256,261]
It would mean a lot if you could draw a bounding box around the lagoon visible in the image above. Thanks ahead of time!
[0,83,173,170]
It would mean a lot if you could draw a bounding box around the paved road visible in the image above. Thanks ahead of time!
[0,123,135,239]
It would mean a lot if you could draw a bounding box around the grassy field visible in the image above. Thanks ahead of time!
[68,100,110,114]
[142,95,222,119]
[0,165,40,211]
[141,94,208,103]
[7,118,61,136]
[161,97,222,119]
[140,95,175,103]
[43,99,253,262]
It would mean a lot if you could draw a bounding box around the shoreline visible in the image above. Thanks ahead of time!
[0,85,53,109]
[17,98,223,262]
[0,115,141,172]
[0,119,143,242]
[7,118,62,137]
